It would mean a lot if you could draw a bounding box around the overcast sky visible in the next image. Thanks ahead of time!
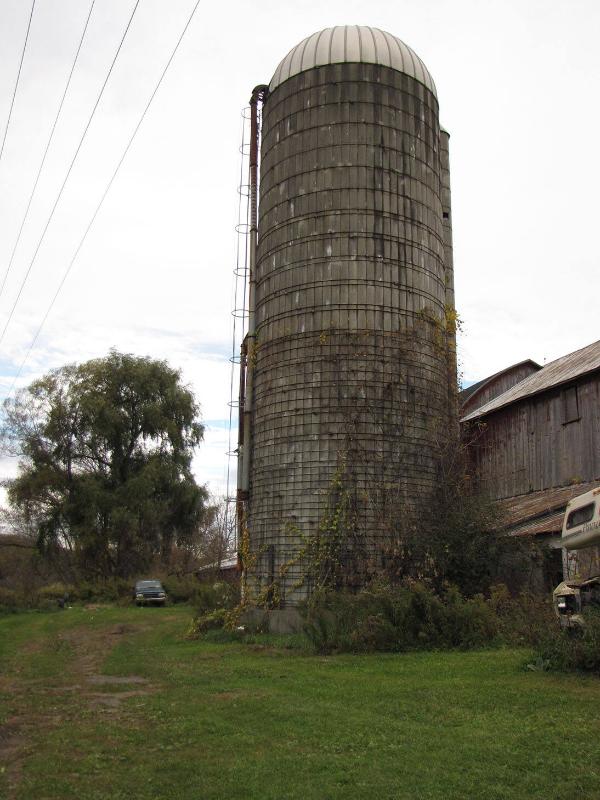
[0,0,598,498]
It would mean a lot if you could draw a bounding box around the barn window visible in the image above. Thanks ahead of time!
[562,386,579,424]
[566,502,595,530]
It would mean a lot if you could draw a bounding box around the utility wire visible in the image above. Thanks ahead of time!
[0,0,96,303]
[4,0,203,399]
[0,0,36,167]
[0,0,141,350]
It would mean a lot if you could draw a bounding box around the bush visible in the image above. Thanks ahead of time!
[37,582,73,601]
[301,582,500,654]
[193,581,238,617]
[487,584,554,647]
[532,608,600,674]
[0,586,26,612]
[162,576,202,604]
[186,608,228,638]
[185,581,240,639]
[69,579,132,603]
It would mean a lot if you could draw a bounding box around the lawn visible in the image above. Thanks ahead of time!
[1,605,600,800]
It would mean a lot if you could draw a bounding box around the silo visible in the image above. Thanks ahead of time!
[240,26,457,606]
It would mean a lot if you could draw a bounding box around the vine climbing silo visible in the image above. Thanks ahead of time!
[237,25,457,607]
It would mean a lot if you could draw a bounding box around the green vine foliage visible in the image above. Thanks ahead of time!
[238,306,532,615]
[302,459,368,596]
[242,431,508,613]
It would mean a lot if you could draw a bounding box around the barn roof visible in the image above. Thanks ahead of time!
[498,481,600,537]
[462,340,600,422]
[459,359,541,411]
[196,554,239,573]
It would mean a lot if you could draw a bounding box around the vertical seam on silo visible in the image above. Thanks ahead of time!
[286,45,297,83]
[415,54,428,90]
[418,56,435,95]
[281,51,291,85]
[288,36,302,77]
[298,33,312,74]
[343,26,348,62]
[393,36,405,76]
[314,27,327,67]
[272,58,282,90]
[382,30,393,68]
[367,26,378,65]
[307,30,318,70]
[357,26,364,62]
[404,42,419,87]
[328,26,334,63]
[415,55,427,92]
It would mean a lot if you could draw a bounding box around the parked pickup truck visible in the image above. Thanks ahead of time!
[133,579,167,606]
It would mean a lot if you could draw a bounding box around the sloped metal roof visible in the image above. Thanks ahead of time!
[269,26,437,96]
[459,359,541,409]
[196,554,239,573]
[498,481,600,536]
[462,340,600,422]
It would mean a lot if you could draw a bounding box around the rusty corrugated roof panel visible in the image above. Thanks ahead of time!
[509,511,565,538]
[462,340,600,422]
[497,480,600,537]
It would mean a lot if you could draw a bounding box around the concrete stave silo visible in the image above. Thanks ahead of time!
[239,26,457,606]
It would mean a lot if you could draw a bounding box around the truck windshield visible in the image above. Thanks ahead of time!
[566,503,595,529]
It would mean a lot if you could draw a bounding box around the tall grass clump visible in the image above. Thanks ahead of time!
[531,608,600,674]
[301,582,499,654]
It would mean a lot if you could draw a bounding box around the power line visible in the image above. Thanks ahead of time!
[4,0,203,399]
[0,0,141,350]
[0,0,36,167]
[0,0,96,303]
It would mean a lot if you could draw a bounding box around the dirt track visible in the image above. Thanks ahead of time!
[0,615,155,799]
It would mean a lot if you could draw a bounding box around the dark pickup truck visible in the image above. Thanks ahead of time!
[133,580,167,606]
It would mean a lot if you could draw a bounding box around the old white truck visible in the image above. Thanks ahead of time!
[553,486,600,627]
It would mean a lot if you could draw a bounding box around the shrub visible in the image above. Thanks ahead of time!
[0,587,25,612]
[439,586,498,649]
[68,579,132,603]
[186,581,240,639]
[301,582,500,654]
[193,581,238,617]
[488,584,554,647]
[532,609,600,674]
[186,608,228,638]
[37,582,73,601]
[162,576,202,604]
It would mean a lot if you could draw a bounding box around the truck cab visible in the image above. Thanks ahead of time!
[553,486,600,628]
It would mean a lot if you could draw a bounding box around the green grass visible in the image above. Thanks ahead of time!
[1,606,600,799]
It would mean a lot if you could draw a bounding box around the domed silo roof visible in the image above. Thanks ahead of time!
[269,25,437,96]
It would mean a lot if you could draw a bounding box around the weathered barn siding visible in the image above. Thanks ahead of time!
[467,372,600,499]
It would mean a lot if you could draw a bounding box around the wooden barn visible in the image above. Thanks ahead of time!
[460,340,600,588]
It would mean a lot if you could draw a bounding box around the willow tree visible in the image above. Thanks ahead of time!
[2,351,209,578]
